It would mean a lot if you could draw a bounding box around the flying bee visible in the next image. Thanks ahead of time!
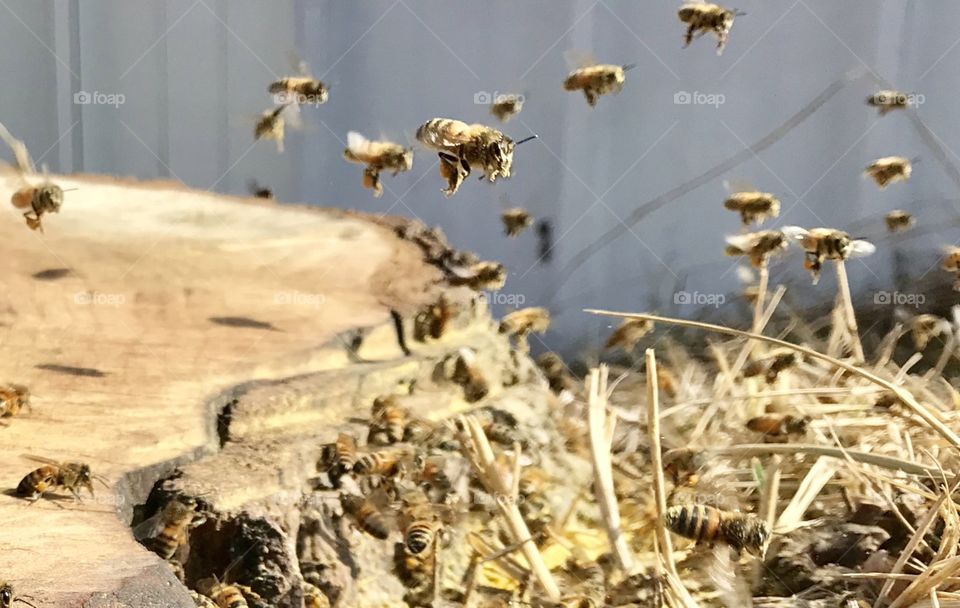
[725,230,788,268]
[489,93,524,123]
[537,352,578,394]
[0,583,35,608]
[318,433,358,484]
[499,307,551,337]
[943,246,960,291]
[16,455,106,502]
[884,210,914,233]
[246,179,273,199]
[413,294,456,342]
[723,191,780,226]
[1,122,72,233]
[341,494,391,540]
[677,3,744,55]
[135,495,206,561]
[444,347,489,402]
[447,260,506,291]
[501,208,533,238]
[253,103,301,153]
[867,90,913,115]
[370,395,409,445]
[0,384,29,419]
[343,131,413,198]
[268,58,328,106]
[906,314,949,351]
[605,318,654,352]
[354,446,412,477]
[864,156,913,189]
[665,504,770,555]
[746,414,810,438]
[303,582,330,608]
[782,226,876,284]
[416,118,536,197]
[563,63,634,107]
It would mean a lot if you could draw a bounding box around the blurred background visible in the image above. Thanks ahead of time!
[1,1,958,355]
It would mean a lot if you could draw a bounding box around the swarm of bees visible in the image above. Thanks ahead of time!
[677,3,744,55]
[782,226,876,283]
[866,90,912,115]
[884,210,914,233]
[490,94,525,123]
[723,190,781,226]
[342,132,413,198]
[864,156,913,189]
[563,63,633,107]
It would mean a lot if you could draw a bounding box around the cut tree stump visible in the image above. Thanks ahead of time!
[0,171,457,607]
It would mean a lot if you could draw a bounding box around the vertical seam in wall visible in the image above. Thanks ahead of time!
[69,0,82,172]
[158,2,171,179]
[217,0,229,191]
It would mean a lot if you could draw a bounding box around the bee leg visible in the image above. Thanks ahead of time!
[684,24,696,46]
[437,154,464,197]
[390,309,412,357]
[584,90,598,107]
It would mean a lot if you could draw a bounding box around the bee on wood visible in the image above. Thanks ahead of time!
[341,494,391,540]
[416,118,536,197]
[489,93,524,123]
[665,504,770,555]
[563,63,634,107]
[746,414,810,438]
[782,227,876,284]
[354,446,412,477]
[16,455,105,502]
[884,210,914,233]
[268,58,328,106]
[0,122,72,233]
[864,156,913,189]
[369,395,409,445]
[318,433,358,484]
[135,495,206,561]
[246,179,273,199]
[725,230,788,268]
[447,260,506,291]
[943,246,960,291]
[413,295,456,342]
[867,90,913,115]
[343,131,413,198]
[0,384,29,420]
[253,104,300,153]
[303,582,330,608]
[444,347,490,402]
[605,318,654,352]
[501,208,533,238]
[724,191,780,226]
[678,3,744,55]
[0,583,35,608]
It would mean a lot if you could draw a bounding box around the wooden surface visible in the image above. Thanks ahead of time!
[0,171,442,606]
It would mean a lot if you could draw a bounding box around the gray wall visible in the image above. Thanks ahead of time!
[2,1,958,354]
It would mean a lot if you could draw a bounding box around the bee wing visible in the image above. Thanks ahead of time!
[418,119,475,149]
[848,239,876,258]
[20,454,61,467]
[287,51,312,77]
[735,265,756,284]
[780,226,809,243]
[723,178,756,194]
[563,49,598,69]
[280,103,303,129]
[346,131,373,155]
[132,510,167,541]
[0,121,37,175]
[724,233,755,250]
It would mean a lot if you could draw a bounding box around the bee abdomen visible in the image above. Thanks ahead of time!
[405,521,435,555]
[354,451,401,476]
[17,467,55,497]
[665,504,721,543]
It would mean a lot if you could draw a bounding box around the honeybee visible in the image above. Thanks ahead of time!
[0,384,29,419]
[0,583,35,608]
[782,227,876,284]
[135,495,206,561]
[605,318,654,352]
[907,314,948,350]
[253,104,300,153]
[563,63,634,107]
[268,59,328,105]
[665,504,770,555]
[319,433,358,484]
[303,582,330,608]
[943,246,960,291]
[190,591,217,607]
[501,208,533,237]
[742,350,798,382]
[246,179,273,199]
[445,347,490,402]
[725,230,788,267]
[16,456,104,502]
[369,395,408,445]
[499,307,550,337]
[1,122,70,233]
[723,191,781,226]
[413,295,456,342]
[447,260,507,291]
[884,210,914,233]
[746,414,810,438]
[354,446,412,477]
[341,494,391,540]
[864,156,913,189]
[196,578,262,608]
[401,500,441,556]
[416,118,536,197]
[343,131,413,198]
[866,90,912,115]
[489,94,524,123]
[536,352,578,394]
[677,3,744,55]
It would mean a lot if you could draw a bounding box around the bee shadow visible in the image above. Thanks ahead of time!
[35,364,108,378]
[31,268,72,281]
[208,316,281,332]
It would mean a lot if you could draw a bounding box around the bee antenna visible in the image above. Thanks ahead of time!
[14,597,38,608]
[514,135,538,146]
[733,8,747,16]
[621,63,638,72]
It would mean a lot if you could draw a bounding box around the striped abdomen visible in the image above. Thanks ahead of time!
[354,449,403,476]
[210,585,247,608]
[343,495,390,540]
[665,504,722,543]
[404,521,436,555]
[331,433,356,477]
[17,465,58,498]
